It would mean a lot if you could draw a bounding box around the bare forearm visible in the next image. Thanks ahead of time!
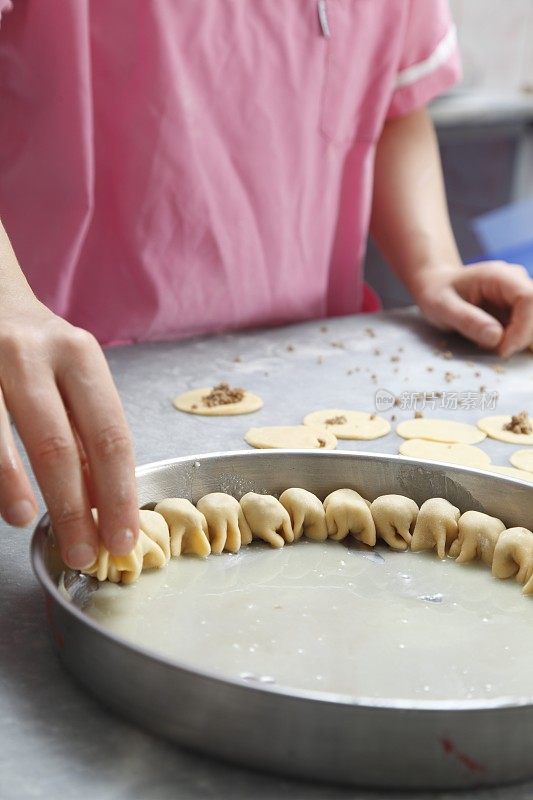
[369,108,533,355]
[0,218,35,301]
[370,107,461,294]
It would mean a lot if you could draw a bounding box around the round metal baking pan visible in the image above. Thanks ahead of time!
[31,450,533,790]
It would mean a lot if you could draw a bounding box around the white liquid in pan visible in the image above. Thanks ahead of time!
[86,541,533,701]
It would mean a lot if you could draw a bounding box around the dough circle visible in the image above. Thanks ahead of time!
[477,415,533,445]
[303,408,390,440]
[396,418,486,445]
[483,465,533,484]
[245,425,337,450]
[399,439,491,468]
[510,450,533,473]
[173,387,263,416]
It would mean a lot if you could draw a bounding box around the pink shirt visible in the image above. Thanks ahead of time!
[0,0,460,345]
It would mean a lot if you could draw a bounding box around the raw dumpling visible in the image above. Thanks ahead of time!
[196,493,252,554]
[370,495,419,551]
[83,509,170,584]
[449,510,505,565]
[278,488,328,541]
[524,573,533,596]
[323,489,376,546]
[240,492,294,548]
[410,498,460,559]
[154,498,211,557]
[492,527,533,592]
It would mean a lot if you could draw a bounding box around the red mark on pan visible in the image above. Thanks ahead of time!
[440,738,485,774]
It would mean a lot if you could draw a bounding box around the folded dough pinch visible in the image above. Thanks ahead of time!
[196,492,252,554]
[240,492,294,548]
[410,498,460,559]
[370,494,419,551]
[449,510,505,565]
[83,508,170,584]
[279,488,328,541]
[154,498,211,557]
[492,527,533,592]
[323,489,376,546]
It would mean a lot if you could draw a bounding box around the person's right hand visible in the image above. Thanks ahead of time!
[0,294,139,569]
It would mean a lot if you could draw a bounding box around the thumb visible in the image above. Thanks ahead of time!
[429,289,504,349]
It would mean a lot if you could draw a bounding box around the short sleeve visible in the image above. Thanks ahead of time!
[0,0,13,28]
[387,0,462,120]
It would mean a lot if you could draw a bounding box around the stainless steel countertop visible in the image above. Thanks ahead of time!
[2,308,532,800]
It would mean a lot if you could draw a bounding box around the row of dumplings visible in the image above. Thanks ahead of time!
[82,489,533,595]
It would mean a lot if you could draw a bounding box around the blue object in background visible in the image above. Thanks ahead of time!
[472,197,533,277]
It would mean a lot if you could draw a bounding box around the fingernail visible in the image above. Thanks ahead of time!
[109,528,135,556]
[66,543,97,570]
[5,499,36,527]
[478,324,502,349]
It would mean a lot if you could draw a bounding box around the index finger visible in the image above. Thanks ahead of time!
[57,332,139,556]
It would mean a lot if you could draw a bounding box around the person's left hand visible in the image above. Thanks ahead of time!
[412,261,533,357]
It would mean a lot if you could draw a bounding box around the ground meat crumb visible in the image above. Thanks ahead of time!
[287,344,295,352]
[390,355,400,363]
[330,340,345,349]
[441,351,454,360]
[474,370,482,378]
[492,364,506,374]
[317,437,326,448]
[414,410,424,419]
[426,366,434,372]
[202,382,245,407]
[369,413,376,420]
[325,415,347,425]
[444,371,458,383]
[191,404,198,409]
[320,325,328,333]
[393,396,401,407]
[504,411,532,435]
[479,384,487,393]
[373,348,381,356]
[391,414,397,422]
[365,327,376,338]
[233,356,242,363]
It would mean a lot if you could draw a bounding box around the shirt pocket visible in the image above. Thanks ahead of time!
[318,0,399,146]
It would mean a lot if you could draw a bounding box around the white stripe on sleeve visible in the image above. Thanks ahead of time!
[394,25,458,89]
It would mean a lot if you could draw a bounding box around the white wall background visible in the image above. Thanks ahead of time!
[449,0,533,94]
